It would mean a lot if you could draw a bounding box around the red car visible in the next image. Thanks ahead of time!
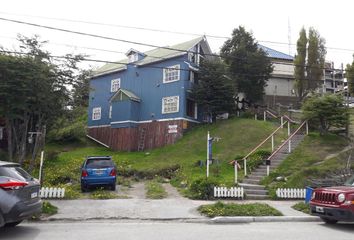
[310,175,354,224]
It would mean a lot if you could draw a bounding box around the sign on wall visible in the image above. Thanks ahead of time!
[168,125,178,134]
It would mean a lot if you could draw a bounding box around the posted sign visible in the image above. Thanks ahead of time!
[168,125,178,134]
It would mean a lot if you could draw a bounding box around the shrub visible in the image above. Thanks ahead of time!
[42,201,58,215]
[292,202,310,214]
[188,177,219,200]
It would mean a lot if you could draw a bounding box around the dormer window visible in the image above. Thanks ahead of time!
[126,48,145,63]
[128,53,138,63]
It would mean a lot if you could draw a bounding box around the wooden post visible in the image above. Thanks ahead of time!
[287,121,290,136]
[244,159,247,176]
[267,165,270,176]
[288,140,291,153]
[280,116,284,128]
[255,114,257,121]
[264,111,266,121]
[234,161,238,184]
[206,131,209,178]
[39,151,44,185]
[271,135,274,152]
[306,121,309,135]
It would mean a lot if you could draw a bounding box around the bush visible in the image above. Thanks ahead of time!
[42,201,58,215]
[188,177,219,200]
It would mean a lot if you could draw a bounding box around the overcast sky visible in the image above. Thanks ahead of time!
[1,0,353,69]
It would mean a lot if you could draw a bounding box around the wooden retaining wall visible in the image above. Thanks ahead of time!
[88,120,189,151]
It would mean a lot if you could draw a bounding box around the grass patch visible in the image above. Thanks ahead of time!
[42,201,58,216]
[89,188,117,199]
[198,201,283,218]
[292,202,310,214]
[39,118,284,198]
[145,180,167,199]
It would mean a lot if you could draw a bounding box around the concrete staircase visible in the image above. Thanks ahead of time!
[240,134,305,199]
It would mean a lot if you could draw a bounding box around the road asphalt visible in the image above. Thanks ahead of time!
[41,183,320,224]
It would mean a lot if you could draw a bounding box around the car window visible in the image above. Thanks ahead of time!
[344,175,354,186]
[0,166,32,181]
[85,159,114,168]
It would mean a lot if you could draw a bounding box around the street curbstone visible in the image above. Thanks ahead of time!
[211,216,321,223]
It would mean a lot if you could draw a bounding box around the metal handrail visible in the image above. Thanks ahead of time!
[265,110,278,119]
[266,120,307,161]
[242,120,288,161]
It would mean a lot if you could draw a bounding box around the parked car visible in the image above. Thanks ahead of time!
[310,174,354,224]
[0,161,42,228]
[80,156,117,192]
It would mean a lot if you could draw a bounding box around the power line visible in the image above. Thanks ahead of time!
[1,12,353,53]
[0,17,347,72]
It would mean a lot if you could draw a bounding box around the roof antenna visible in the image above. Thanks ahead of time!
[288,17,292,56]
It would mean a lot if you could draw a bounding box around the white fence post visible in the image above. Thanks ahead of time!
[213,187,244,198]
[40,187,66,199]
[264,111,266,121]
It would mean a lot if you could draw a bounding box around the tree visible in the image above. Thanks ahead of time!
[71,69,92,109]
[192,59,235,122]
[294,27,326,101]
[220,26,273,104]
[294,28,307,101]
[0,35,83,167]
[307,28,326,90]
[302,94,348,135]
[346,57,354,96]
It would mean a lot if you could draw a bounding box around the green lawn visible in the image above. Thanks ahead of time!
[41,117,286,193]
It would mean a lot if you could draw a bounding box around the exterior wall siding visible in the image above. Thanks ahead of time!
[88,120,186,151]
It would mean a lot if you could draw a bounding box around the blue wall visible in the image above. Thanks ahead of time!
[88,54,199,127]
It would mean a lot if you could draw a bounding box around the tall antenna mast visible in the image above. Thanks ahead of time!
[288,17,292,56]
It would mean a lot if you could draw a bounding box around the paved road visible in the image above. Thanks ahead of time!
[1,221,353,240]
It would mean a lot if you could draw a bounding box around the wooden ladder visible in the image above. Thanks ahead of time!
[137,128,146,151]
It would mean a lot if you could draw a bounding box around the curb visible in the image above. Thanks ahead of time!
[211,216,321,223]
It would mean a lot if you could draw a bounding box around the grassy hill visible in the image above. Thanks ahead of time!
[42,117,286,194]
[262,132,352,198]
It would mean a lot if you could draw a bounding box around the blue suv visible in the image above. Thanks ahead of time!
[80,156,117,192]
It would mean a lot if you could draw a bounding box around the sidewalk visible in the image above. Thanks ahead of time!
[43,183,319,223]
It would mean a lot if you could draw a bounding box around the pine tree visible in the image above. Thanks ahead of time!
[294,27,307,101]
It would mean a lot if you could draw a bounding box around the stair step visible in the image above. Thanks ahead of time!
[244,189,268,195]
[239,183,266,190]
[245,194,269,200]
[242,179,261,184]
[246,176,264,181]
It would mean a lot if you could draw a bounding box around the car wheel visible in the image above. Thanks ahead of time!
[81,184,88,192]
[4,221,22,227]
[321,217,338,224]
[111,184,116,191]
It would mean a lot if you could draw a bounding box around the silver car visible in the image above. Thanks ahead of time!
[0,161,42,227]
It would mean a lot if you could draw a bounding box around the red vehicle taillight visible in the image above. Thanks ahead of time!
[109,169,116,176]
[81,170,88,177]
[0,179,28,190]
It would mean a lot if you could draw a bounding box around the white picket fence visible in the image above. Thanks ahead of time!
[276,188,306,199]
[214,187,244,199]
[40,187,66,199]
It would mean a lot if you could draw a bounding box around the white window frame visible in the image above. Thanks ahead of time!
[111,78,121,92]
[0,127,3,140]
[92,107,101,120]
[109,105,112,119]
[163,64,180,83]
[162,96,179,114]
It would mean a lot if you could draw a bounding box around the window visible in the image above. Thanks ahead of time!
[186,99,197,119]
[128,54,138,63]
[162,96,179,114]
[92,107,101,120]
[109,105,112,119]
[111,79,121,92]
[0,127,3,140]
[163,65,180,83]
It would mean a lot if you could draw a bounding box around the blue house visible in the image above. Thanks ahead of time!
[87,37,212,151]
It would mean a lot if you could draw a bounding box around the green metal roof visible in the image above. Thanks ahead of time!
[92,36,205,78]
[110,89,141,102]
